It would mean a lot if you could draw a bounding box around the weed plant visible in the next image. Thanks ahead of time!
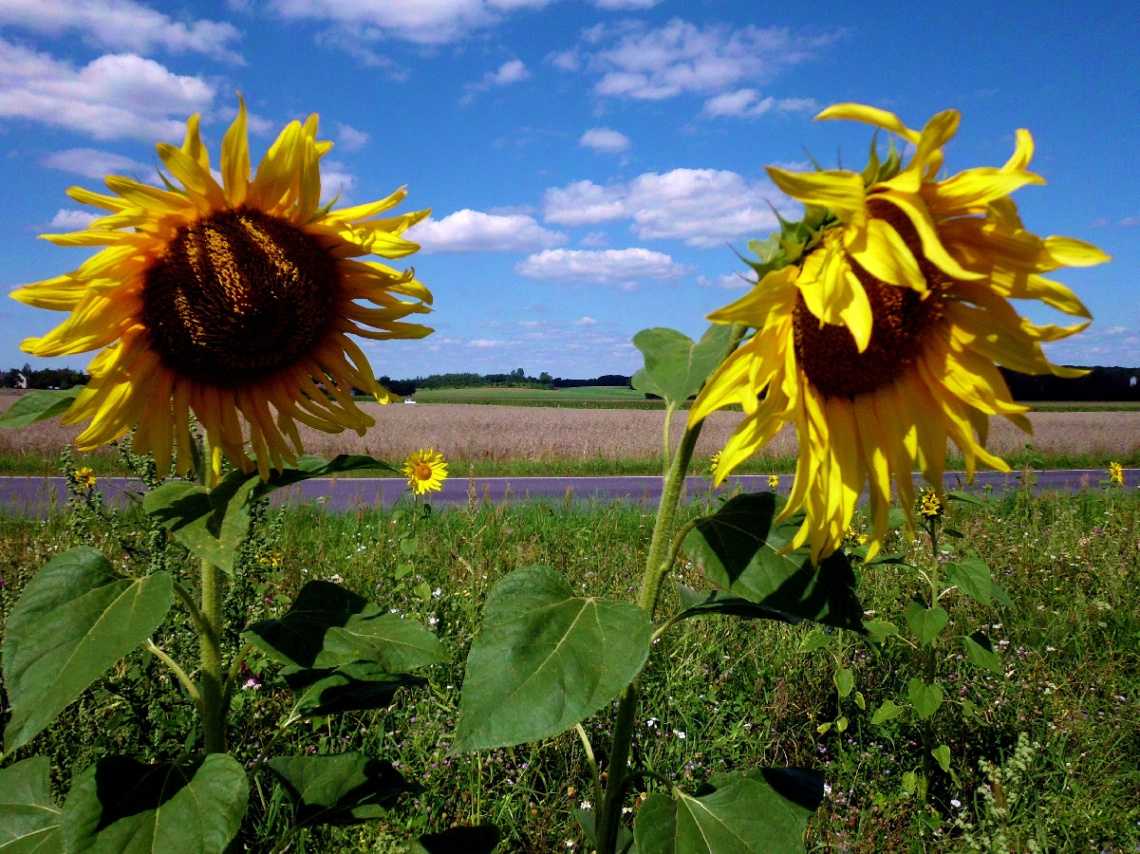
[2,480,1137,852]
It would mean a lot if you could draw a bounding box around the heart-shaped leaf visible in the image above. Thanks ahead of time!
[907,678,944,720]
[634,769,823,854]
[631,325,733,408]
[244,581,444,671]
[0,388,81,428]
[904,602,949,647]
[871,700,905,725]
[282,663,426,717]
[963,631,1003,674]
[2,547,173,752]
[266,753,416,827]
[683,493,864,631]
[453,566,652,753]
[945,558,993,605]
[61,755,247,854]
[0,756,62,854]
[409,825,501,854]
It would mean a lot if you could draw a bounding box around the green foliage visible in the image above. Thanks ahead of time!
[454,565,652,752]
[905,601,949,646]
[266,753,415,827]
[683,492,864,631]
[633,769,823,854]
[631,325,734,408]
[674,584,801,625]
[0,756,63,854]
[0,388,81,428]
[2,547,174,752]
[61,755,247,854]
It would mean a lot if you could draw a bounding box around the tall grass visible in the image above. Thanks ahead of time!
[1,485,1137,852]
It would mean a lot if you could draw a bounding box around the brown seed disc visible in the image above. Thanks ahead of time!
[141,208,339,387]
[793,197,950,399]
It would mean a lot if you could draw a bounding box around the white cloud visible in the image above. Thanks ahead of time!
[590,0,664,8]
[565,19,838,101]
[573,316,598,326]
[547,47,580,71]
[312,26,409,78]
[579,127,631,153]
[469,339,503,347]
[1119,215,1140,226]
[580,231,608,247]
[698,273,754,290]
[460,59,530,104]
[0,0,243,63]
[542,168,790,248]
[270,0,555,46]
[40,147,151,180]
[515,247,693,286]
[47,209,100,229]
[702,89,817,118]
[406,209,567,253]
[0,38,215,142]
[335,122,370,151]
[319,161,355,204]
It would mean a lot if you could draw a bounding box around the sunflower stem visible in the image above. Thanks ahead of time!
[921,517,941,799]
[199,558,226,754]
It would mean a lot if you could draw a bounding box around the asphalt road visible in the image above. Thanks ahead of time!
[0,469,1130,516]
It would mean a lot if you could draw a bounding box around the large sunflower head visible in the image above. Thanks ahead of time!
[404,448,448,495]
[12,96,433,482]
[690,103,1110,562]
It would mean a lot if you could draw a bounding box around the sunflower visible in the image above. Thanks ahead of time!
[690,104,1109,561]
[12,96,433,482]
[1108,462,1124,486]
[404,448,448,495]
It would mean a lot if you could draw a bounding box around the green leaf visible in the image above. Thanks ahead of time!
[144,455,399,573]
[634,769,823,854]
[61,755,247,854]
[631,325,734,408]
[266,753,415,827]
[0,756,63,854]
[2,547,174,752]
[871,700,905,725]
[683,493,864,631]
[453,566,652,753]
[573,809,632,854]
[886,507,908,530]
[244,580,445,671]
[282,663,427,717]
[991,583,1014,608]
[676,584,801,625]
[797,630,834,654]
[833,669,854,698]
[932,745,951,774]
[853,691,866,711]
[0,388,80,428]
[400,537,419,556]
[946,489,987,506]
[904,601,949,647]
[862,620,899,644]
[945,558,993,605]
[907,678,944,720]
[963,631,1003,674]
[409,825,501,854]
[901,771,918,796]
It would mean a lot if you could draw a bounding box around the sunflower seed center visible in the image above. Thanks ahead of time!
[141,208,338,387]
[792,199,948,398]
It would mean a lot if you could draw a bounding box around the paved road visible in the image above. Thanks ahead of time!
[0,469,1131,516]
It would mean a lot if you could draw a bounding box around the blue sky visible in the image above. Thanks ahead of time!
[1,0,1137,380]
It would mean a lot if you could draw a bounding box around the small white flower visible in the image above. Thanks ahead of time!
[329,574,343,584]
[673,730,686,739]
[951,798,962,808]
[579,801,591,810]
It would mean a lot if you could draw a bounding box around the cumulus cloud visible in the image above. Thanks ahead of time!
[406,209,567,253]
[0,0,243,63]
[1119,215,1140,226]
[580,231,608,247]
[41,147,152,180]
[460,59,530,104]
[701,88,817,118]
[573,316,598,326]
[270,0,555,46]
[542,168,791,248]
[47,209,100,230]
[0,38,215,142]
[319,161,355,204]
[515,247,693,287]
[335,122,370,151]
[590,0,664,8]
[698,273,754,290]
[312,26,409,78]
[579,127,631,153]
[557,18,838,101]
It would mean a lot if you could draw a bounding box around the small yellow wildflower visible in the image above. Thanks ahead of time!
[709,452,721,474]
[768,474,780,490]
[918,487,943,519]
[1108,461,1124,486]
[258,552,282,568]
[404,448,448,495]
[74,467,96,489]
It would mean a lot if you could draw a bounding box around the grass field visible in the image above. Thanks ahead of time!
[0,485,1137,852]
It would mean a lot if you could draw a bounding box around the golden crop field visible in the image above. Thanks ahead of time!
[2,390,1139,465]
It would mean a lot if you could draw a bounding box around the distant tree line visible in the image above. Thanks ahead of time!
[998,366,1140,401]
[1,364,90,389]
[392,370,633,394]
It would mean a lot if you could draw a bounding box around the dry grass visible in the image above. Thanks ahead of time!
[3,390,1139,465]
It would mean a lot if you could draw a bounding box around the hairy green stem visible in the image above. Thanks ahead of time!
[921,519,941,796]
[144,638,202,709]
[661,404,676,477]
[221,642,254,716]
[596,684,639,854]
[199,559,226,754]
[576,723,603,811]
